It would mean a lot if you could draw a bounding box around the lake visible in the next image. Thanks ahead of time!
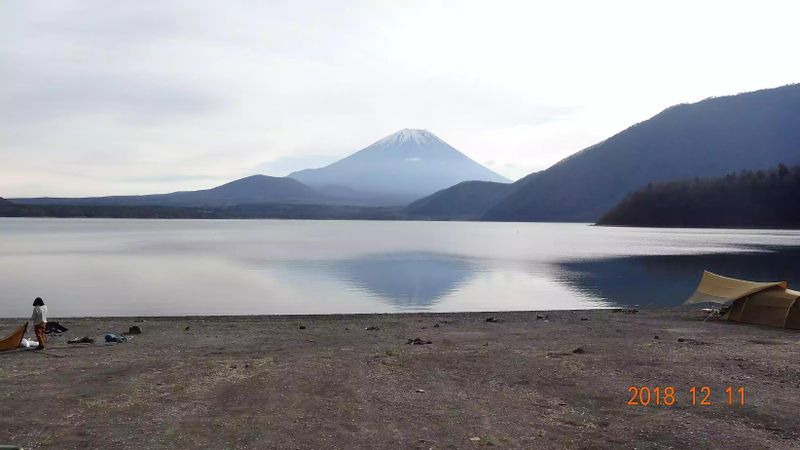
[0,218,798,317]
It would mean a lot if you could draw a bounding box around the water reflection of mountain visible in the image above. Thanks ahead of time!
[554,246,800,307]
[330,252,477,309]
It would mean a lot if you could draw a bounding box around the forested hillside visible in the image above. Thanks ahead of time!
[597,164,800,228]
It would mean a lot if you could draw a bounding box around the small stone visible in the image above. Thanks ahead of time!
[416,389,425,393]
[184,326,190,331]
[299,325,306,330]
[580,317,588,321]
[433,323,440,328]
[571,347,585,354]
[469,437,481,442]
[653,335,659,339]
[126,326,142,335]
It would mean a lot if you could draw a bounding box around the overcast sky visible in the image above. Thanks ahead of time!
[1,0,799,197]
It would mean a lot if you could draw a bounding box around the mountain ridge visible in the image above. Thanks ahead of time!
[483,83,800,221]
[405,180,513,220]
[13,175,328,207]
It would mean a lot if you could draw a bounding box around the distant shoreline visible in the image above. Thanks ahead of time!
[0,202,408,221]
[0,307,628,321]
[3,210,800,230]
[592,223,800,231]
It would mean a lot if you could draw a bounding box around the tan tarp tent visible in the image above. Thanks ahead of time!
[685,271,800,329]
[0,323,27,351]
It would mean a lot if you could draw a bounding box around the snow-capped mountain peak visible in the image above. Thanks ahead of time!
[372,129,442,149]
[288,128,510,201]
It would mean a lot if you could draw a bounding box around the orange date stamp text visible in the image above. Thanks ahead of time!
[626,386,745,406]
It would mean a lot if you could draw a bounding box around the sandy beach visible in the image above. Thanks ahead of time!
[1,309,798,449]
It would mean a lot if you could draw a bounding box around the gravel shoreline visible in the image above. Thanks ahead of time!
[1,309,798,449]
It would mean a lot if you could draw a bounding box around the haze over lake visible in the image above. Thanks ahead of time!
[1,218,798,318]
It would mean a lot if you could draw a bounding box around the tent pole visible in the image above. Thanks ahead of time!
[784,298,798,328]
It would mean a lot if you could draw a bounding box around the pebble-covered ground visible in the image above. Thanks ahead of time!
[1,309,798,449]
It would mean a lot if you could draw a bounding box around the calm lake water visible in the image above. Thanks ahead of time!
[1,218,798,317]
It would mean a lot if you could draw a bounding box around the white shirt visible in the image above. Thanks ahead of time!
[31,305,47,325]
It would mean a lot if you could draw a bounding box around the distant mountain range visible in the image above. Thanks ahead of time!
[12,129,507,208]
[289,129,509,201]
[411,84,800,222]
[5,84,800,224]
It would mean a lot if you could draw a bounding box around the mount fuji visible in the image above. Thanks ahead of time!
[289,129,510,203]
[10,129,509,211]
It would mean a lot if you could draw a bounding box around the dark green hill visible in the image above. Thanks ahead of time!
[405,181,512,220]
[484,84,800,222]
[597,164,800,228]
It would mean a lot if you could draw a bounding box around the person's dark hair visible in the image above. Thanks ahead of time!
[33,297,44,306]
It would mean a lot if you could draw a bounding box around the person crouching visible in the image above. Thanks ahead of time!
[31,297,47,350]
